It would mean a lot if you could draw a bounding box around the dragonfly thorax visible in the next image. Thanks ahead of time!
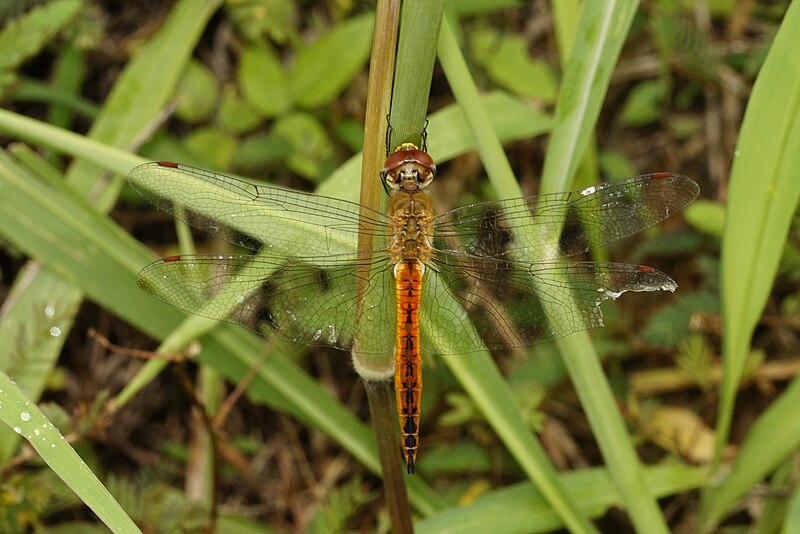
[380,143,436,192]
[388,190,434,265]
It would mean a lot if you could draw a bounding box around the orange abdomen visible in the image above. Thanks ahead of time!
[394,259,424,474]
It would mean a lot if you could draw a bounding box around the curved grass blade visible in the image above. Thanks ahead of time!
[700,1,800,528]
[0,372,140,533]
[438,13,597,534]
[539,2,673,532]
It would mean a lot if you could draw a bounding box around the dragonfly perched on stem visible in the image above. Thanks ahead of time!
[128,144,698,474]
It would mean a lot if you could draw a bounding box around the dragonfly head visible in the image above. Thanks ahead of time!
[380,143,436,193]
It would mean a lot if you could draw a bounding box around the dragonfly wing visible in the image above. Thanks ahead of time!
[136,253,396,354]
[422,254,676,354]
[128,162,389,256]
[433,173,699,260]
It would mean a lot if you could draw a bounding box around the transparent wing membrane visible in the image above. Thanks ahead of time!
[422,257,676,353]
[434,173,699,260]
[129,162,389,257]
[129,164,698,353]
[136,254,396,354]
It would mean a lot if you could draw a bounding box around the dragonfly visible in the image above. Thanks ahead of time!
[128,144,698,474]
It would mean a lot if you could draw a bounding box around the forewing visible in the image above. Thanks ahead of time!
[422,254,676,354]
[433,173,699,260]
[128,162,389,256]
[136,253,396,354]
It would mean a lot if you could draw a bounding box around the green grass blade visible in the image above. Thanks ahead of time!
[540,0,638,194]
[550,0,603,246]
[0,135,85,463]
[13,74,98,121]
[439,2,666,531]
[749,460,794,534]
[538,2,672,532]
[351,0,409,520]
[699,380,800,531]
[0,108,142,175]
[0,262,77,463]
[699,1,800,528]
[438,14,520,200]
[387,0,445,149]
[551,0,580,61]
[555,334,666,528]
[416,463,709,533]
[712,0,800,462]
[437,14,597,534]
[0,90,551,206]
[0,372,140,533]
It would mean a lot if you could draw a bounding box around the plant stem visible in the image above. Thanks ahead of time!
[388,0,445,149]
[365,379,413,534]
[355,1,413,531]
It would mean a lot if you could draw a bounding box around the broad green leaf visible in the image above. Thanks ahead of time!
[331,118,364,152]
[174,59,219,123]
[182,127,238,169]
[640,290,718,349]
[217,83,263,134]
[226,0,297,43]
[619,78,666,127]
[239,43,291,117]
[232,131,290,170]
[684,200,725,238]
[470,28,556,102]
[598,150,636,179]
[272,112,333,180]
[289,13,373,108]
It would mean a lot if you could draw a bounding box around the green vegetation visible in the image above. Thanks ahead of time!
[0,1,798,532]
